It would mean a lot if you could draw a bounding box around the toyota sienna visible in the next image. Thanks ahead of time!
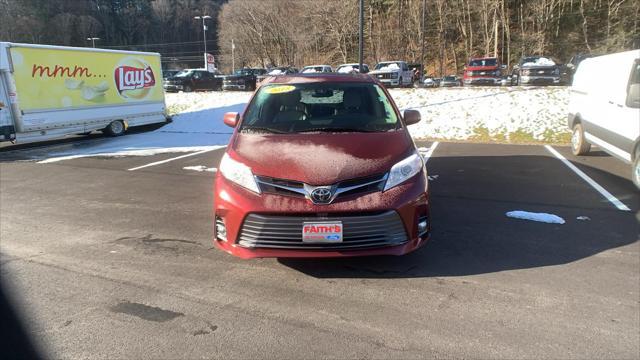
[213,73,431,258]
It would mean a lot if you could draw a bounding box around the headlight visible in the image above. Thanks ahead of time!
[466,71,473,76]
[384,152,424,191]
[522,69,530,76]
[391,72,399,78]
[219,153,261,193]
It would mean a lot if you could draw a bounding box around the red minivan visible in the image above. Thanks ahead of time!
[213,73,431,258]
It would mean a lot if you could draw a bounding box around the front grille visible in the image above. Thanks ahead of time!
[376,73,394,79]
[522,68,555,76]
[255,173,387,203]
[469,70,496,76]
[237,211,408,249]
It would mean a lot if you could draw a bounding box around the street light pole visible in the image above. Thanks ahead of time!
[86,37,100,48]
[231,39,235,73]
[358,0,364,73]
[420,0,426,75]
[194,15,212,69]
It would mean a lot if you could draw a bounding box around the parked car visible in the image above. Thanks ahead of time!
[463,57,503,86]
[440,75,462,87]
[222,68,267,91]
[420,76,438,88]
[369,61,414,88]
[336,63,370,74]
[568,49,640,188]
[257,66,298,83]
[511,56,561,86]
[301,65,333,73]
[214,73,430,258]
[162,70,180,80]
[561,53,595,85]
[163,69,222,92]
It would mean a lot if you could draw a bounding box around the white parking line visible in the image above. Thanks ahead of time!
[544,145,630,211]
[420,141,439,164]
[128,148,219,171]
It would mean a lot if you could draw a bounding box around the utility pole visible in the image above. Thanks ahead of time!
[420,0,426,75]
[231,39,235,73]
[358,0,364,73]
[194,15,211,69]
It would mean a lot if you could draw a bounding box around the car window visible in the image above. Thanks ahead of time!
[241,83,399,133]
[469,58,497,66]
[629,60,640,87]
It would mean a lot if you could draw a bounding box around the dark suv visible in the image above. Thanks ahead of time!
[511,56,561,86]
[163,69,222,92]
[222,68,267,91]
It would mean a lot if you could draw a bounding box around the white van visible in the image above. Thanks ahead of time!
[568,49,640,188]
[0,42,168,143]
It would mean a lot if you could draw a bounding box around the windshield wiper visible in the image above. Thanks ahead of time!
[240,127,287,134]
[294,127,378,133]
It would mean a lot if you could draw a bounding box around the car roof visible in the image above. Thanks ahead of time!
[260,73,376,85]
[338,63,368,67]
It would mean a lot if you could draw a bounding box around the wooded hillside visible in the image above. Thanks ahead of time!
[1,0,638,74]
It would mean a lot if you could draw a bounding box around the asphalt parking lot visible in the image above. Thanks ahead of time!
[0,138,638,358]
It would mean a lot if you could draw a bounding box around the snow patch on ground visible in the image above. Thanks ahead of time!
[389,87,570,143]
[506,210,566,224]
[38,92,252,162]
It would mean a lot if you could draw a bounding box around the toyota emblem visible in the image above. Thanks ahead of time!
[310,187,332,204]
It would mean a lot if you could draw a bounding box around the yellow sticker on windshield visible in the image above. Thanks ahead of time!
[265,85,296,94]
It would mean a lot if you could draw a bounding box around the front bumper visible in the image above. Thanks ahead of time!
[213,172,430,259]
[222,83,247,91]
[463,77,499,86]
[519,75,560,85]
[378,78,401,87]
[163,84,183,92]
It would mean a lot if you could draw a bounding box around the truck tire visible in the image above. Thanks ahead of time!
[571,123,591,156]
[104,120,126,137]
[184,85,193,92]
[398,77,403,88]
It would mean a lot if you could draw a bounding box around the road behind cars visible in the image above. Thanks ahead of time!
[0,139,637,358]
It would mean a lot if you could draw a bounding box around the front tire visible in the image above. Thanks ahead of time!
[571,123,591,156]
[184,85,193,92]
[104,120,126,137]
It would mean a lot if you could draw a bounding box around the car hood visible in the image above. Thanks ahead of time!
[369,69,400,75]
[223,74,249,80]
[228,131,414,185]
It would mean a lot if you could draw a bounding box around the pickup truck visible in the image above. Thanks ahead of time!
[163,69,222,92]
[222,68,267,91]
[462,57,503,86]
[511,56,560,86]
[369,61,413,88]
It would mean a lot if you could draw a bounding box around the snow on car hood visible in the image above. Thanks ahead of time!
[268,69,285,75]
[522,57,556,67]
[370,63,400,74]
[337,66,355,73]
[230,131,413,185]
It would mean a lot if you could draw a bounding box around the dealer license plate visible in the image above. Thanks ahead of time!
[302,222,343,243]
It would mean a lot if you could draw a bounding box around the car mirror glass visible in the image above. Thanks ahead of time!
[403,109,421,126]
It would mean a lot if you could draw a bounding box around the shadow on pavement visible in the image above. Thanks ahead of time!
[279,154,639,278]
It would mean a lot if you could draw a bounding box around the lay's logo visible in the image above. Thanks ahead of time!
[115,66,155,93]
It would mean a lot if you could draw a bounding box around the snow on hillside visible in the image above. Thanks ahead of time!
[389,87,570,143]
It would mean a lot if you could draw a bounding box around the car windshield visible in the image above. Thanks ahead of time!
[469,58,497,66]
[241,83,399,134]
[375,62,400,70]
[234,69,252,75]
[444,76,456,81]
[173,69,194,77]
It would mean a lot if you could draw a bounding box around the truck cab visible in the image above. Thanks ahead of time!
[463,57,502,86]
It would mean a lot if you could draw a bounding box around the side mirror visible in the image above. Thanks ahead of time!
[403,109,421,125]
[223,112,240,127]
[627,83,640,108]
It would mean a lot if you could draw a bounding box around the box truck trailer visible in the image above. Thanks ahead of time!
[0,42,169,143]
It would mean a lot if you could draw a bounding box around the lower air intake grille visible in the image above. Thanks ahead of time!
[237,211,408,250]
